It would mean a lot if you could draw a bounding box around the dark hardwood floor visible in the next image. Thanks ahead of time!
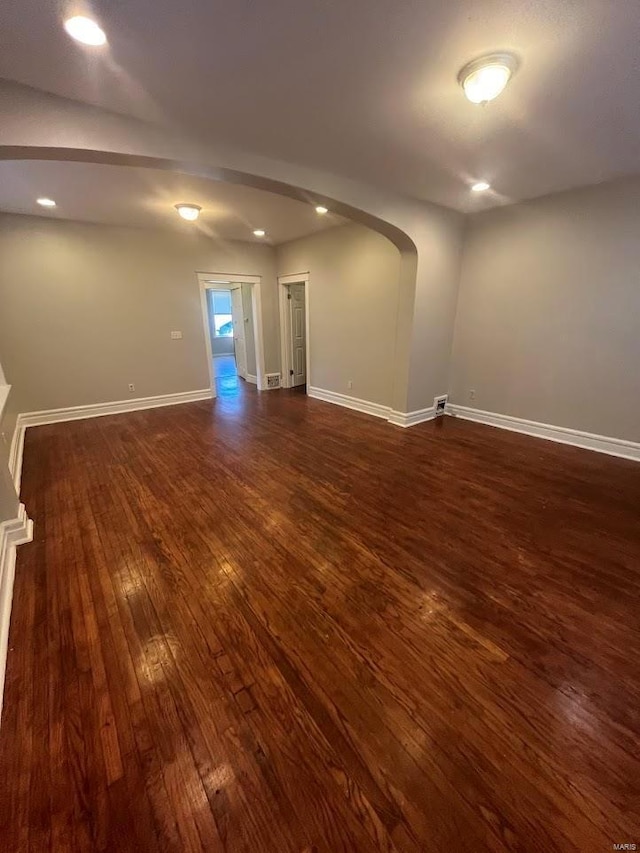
[1,382,639,852]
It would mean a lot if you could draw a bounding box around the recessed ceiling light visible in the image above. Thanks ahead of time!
[471,181,491,192]
[37,197,57,207]
[253,229,266,237]
[174,203,201,221]
[315,205,328,215]
[458,53,518,104]
[63,15,107,46]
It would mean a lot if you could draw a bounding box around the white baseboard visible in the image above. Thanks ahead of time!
[0,503,33,723]
[246,374,257,385]
[308,386,442,428]
[447,404,640,462]
[308,387,391,420]
[388,406,436,428]
[8,423,26,494]
[18,388,213,428]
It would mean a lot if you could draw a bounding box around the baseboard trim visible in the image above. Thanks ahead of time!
[0,503,33,723]
[18,388,213,428]
[308,387,391,420]
[388,406,436,428]
[246,374,257,385]
[307,386,443,428]
[447,404,640,462]
[8,423,26,493]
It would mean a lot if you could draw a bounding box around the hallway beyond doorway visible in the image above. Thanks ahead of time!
[213,354,239,394]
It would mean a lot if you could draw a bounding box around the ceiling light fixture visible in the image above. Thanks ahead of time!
[471,181,491,192]
[253,229,266,237]
[37,197,57,207]
[458,53,518,104]
[315,205,328,215]
[63,15,107,46]
[174,203,201,221]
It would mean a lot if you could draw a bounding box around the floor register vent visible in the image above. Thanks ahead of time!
[434,394,448,416]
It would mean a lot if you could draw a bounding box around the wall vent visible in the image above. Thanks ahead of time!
[434,394,448,416]
[265,373,281,389]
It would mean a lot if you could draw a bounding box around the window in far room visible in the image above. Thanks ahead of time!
[211,290,233,336]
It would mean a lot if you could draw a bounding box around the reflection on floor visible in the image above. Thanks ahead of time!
[213,354,239,395]
[3,391,639,850]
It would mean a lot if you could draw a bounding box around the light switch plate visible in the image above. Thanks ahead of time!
[170,330,183,339]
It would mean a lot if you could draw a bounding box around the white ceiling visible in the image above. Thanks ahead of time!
[0,0,639,211]
[0,160,345,243]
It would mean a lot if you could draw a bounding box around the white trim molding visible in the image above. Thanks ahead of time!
[18,388,213,428]
[245,374,257,385]
[278,272,311,390]
[308,386,440,427]
[388,406,436,428]
[0,503,33,722]
[0,384,10,421]
[197,271,267,393]
[8,422,26,493]
[308,387,391,420]
[447,404,640,462]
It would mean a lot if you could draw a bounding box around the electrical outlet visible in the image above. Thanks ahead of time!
[128,383,135,392]
[170,330,183,339]
[469,389,476,401]
[347,380,353,389]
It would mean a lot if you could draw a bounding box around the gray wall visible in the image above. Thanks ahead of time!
[277,223,401,407]
[0,214,279,415]
[450,178,640,442]
[212,337,235,357]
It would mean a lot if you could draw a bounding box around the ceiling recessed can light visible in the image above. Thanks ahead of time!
[471,181,491,192]
[174,203,201,221]
[253,229,266,237]
[63,15,107,46]
[37,197,57,207]
[458,53,518,104]
[315,205,328,215]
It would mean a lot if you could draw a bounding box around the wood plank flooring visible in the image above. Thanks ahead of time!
[1,384,639,852]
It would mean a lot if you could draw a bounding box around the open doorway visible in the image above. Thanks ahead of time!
[278,273,310,391]
[206,288,238,390]
[198,272,266,396]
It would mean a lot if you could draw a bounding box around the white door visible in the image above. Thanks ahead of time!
[288,283,306,387]
[231,288,247,379]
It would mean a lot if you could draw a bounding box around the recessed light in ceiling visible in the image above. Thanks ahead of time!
[63,15,107,46]
[458,53,518,104]
[174,203,201,221]
[315,205,328,215]
[253,229,266,237]
[471,181,491,192]
[37,197,57,207]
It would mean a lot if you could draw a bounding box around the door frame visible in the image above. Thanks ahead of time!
[278,273,310,390]
[197,272,266,394]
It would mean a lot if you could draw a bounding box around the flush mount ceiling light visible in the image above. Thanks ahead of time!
[315,205,328,215]
[63,15,107,46]
[471,181,491,192]
[174,203,201,221]
[458,53,518,104]
[37,197,57,207]
[253,229,266,237]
